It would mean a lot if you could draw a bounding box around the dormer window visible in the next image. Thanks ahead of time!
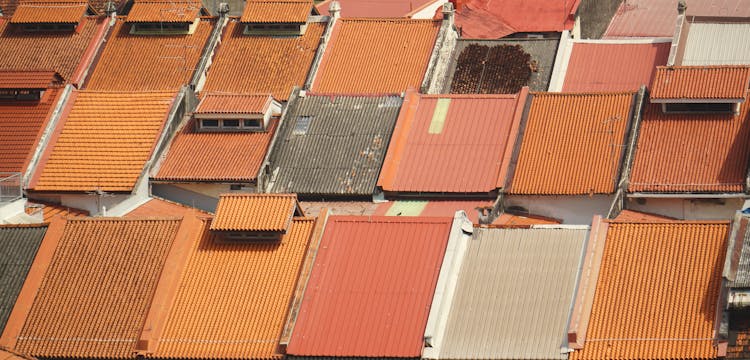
[651,66,750,115]
[126,0,203,35]
[210,193,303,243]
[194,93,281,132]
[0,70,63,102]
[241,0,314,36]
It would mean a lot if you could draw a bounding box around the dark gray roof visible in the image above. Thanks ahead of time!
[0,224,47,333]
[444,38,560,93]
[266,94,402,197]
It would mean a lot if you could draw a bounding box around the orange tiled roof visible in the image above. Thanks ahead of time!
[195,93,272,115]
[25,200,89,221]
[10,1,87,23]
[628,98,750,193]
[200,20,323,101]
[509,92,635,195]
[0,17,105,81]
[311,18,440,93]
[85,18,214,91]
[651,66,750,100]
[570,221,728,360]
[241,0,311,23]
[13,218,181,358]
[0,87,61,173]
[126,0,201,23]
[0,70,62,88]
[32,90,175,192]
[152,216,315,359]
[210,193,299,232]
[153,118,277,182]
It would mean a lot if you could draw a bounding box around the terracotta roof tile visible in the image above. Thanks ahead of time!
[0,17,105,81]
[9,1,87,23]
[311,18,440,93]
[287,216,452,357]
[210,193,298,232]
[454,0,579,39]
[32,90,175,192]
[153,117,277,182]
[152,216,315,359]
[126,0,201,23]
[25,201,89,221]
[241,0,311,23]
[200,20,323,101]
[14,218,181,358]
[0,87,61,173]
[85,18,214,91]
[378,91,526,193]
[629,97,750,193]
[0,70,62,89]
[562,41,671,92]
[570,221,728,360]
[195,93,272,115]
[509,92,635,195]
[651,66,750,100]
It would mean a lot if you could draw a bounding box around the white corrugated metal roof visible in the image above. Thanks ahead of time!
[682,22,750,65]
[432,227,587,360]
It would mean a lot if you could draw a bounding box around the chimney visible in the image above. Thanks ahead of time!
[329,0,341,19]
[218,2,230,15]
[677,0,687,14]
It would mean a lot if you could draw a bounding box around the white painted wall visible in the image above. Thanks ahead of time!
[625,197,744,220]
[503,194,614,225]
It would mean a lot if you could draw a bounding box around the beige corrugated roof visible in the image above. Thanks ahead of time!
[433,227,587,360]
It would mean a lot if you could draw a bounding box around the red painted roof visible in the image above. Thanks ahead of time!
[454,0,579,39]
[316,0,439,18]
[0,70,62,89]
[287,216,452,357]
[378,90,527,193]
[603,0,677,39]
[563,41,670,92]
[651,66,750,100]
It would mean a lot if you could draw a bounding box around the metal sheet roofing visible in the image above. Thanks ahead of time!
[0,70,61,89]
[651,66,750,100]
[0,224,46,335]
[453,0,579,39]
[0,17,105,81]
[199,20,324,101]
[266,94,401,196]
[562,41,671,92]
[195,93,272,115]
[287,216,453,357]
[32,90,175,192]
[13,218,180,358]
[316,0,438,17]
[152,217,315,359]
[311,18,440,93]
[446,39,559,93]
[0,87,61,174]
[85,18,214,91]
[436,227,587,360]
[570,221,728,360]
[125,0,202,23]
[9,1,87,23]
[241,0,311,23]
[210,193,298,232]
[603,0,678,39]
[153,118,278,182]
[682,22,750,66]
[509,92,635,195]
[628,98,750,193]
[378,91,526,193]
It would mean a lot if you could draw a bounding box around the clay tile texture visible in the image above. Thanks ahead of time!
[151,216,315,359]
[210,193,298,231]
[0,17,106,81]
[84,18,214,91]
[310,18,441,93]
[570,221,728,360]
[31,90,175,192]
[508,92,635,195]
[628,98,750,193]
[152,118,278,182]
[126,0,201,22]
[378,90,526,194]
[195,93,272,114]
[10,1,87,23]
[0,70,61,89]
[13,218,181,359]
[287,216,453,357]
[0,87,62,173]
[651,66,750,100]
[241,0,311,23]
[199,20,324,101]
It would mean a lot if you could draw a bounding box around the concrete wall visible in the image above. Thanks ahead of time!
[503,194,614,225]
[625,197,744,220]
